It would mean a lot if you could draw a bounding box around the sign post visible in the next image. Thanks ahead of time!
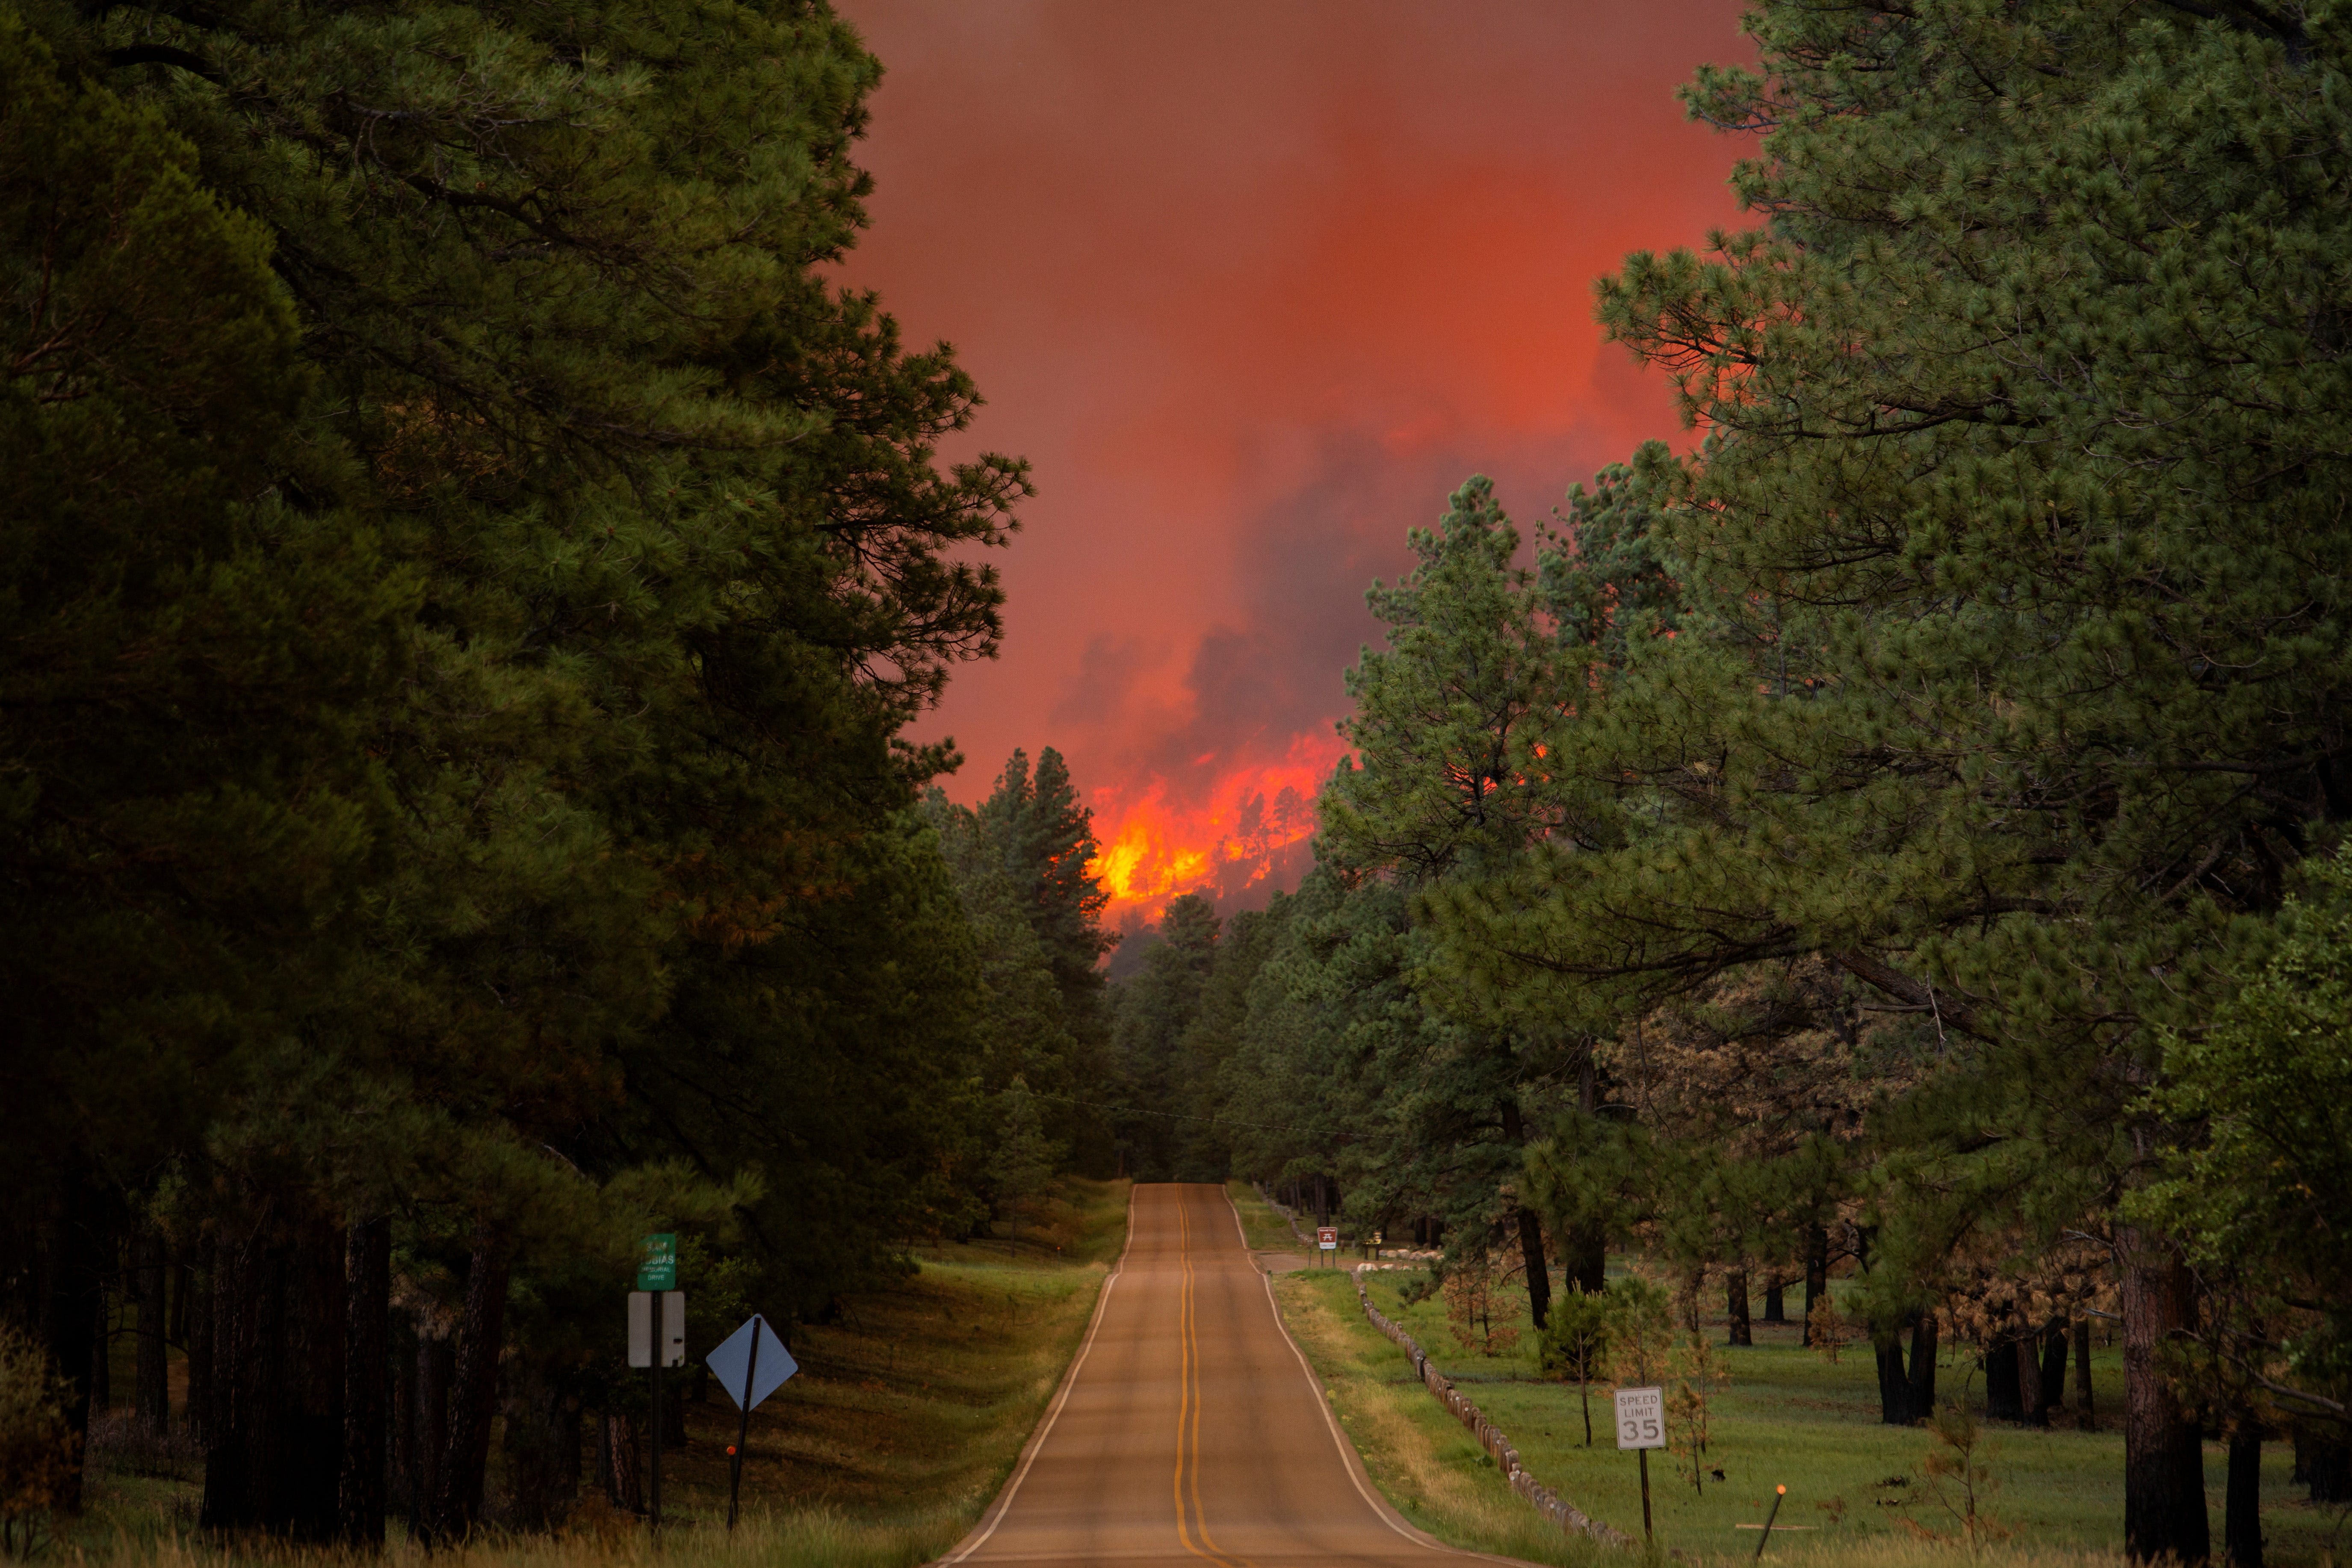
[634,1234,681,1531]
[1614,1385,1666,1543]
[706,1314,798,1530]
[1316,1227,1337,1267]
[1754,1484,1787,1559]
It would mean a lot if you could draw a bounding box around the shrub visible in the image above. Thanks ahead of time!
[0,1326,78,1557]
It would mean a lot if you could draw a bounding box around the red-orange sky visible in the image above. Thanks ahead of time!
[831,0,1756,930]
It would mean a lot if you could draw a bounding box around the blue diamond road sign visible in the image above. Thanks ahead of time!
[706,1314,797,1413]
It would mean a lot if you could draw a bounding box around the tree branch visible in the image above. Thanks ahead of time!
[105,44,223,83]
[1828,949,1994,1042]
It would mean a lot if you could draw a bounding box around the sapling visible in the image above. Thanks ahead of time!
[1539,1286,1614,1444]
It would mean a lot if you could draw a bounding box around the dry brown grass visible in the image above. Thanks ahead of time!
[61,1181,1130,1568]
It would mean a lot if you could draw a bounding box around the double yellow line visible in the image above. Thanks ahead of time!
[1173,1201,1256,1568]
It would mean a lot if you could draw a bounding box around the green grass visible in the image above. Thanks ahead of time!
[1336,1263,2346,1568]
[1226,1180,1308,1254]
[1272,1267,1617,1568]
[62,1179,1132,1567]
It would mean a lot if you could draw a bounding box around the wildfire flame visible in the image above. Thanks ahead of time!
[1092,731,1346,927]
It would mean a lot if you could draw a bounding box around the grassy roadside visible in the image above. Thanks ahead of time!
[1226,1178,1307,1254]
[65,1178,1130,1568]
[1356,1264,2339,1567]
[1268,1266,1615,1568]
[1268,1242,2341,1568]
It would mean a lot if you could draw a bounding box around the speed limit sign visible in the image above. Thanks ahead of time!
[1616,1384,1665,1542]
[1614,1385,1665,1450]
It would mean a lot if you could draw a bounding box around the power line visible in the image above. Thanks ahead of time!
[1021,1089,1349,1140]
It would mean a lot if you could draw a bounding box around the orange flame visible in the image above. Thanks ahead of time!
[1092,731,1345,927]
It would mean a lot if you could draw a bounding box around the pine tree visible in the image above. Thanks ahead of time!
[928,747,1121,1172]
[0,23,414,1510]
[1415,4,2352,1555]
[9,0,1033,1540]
[1321,478,1587,1326]
[1108,895,1220,1180]
[990,1078,1058,1250]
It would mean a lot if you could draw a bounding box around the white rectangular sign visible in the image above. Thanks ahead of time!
[627,1290,687,1368]
[1614,1385,1665,1450]
[1317,1227,1338,1251]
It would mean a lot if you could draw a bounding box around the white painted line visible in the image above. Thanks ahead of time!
[1226,1184,1251,1252]
[1227,1190,1525,1566]
[937,1186,1138,1565]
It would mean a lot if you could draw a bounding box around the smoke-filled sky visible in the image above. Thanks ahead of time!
[833,0,1755,927]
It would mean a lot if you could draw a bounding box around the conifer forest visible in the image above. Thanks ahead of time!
[4,3,2351,1566]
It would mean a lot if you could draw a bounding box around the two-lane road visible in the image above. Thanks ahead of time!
[941,1184,1517,1566]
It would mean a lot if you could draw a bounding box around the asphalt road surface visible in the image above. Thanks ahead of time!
[939,1183,1522,1567]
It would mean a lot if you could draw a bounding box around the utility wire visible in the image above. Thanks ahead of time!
[1021,1089,1349,1140]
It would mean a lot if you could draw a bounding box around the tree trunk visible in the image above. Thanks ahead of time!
[1513,1207,1551,1332]
[2225,1424,2263,1568]
[1802,1227,1828,1348]
[1873,1330,1915,1425]
[503,1359,582,1530]
[1561,1048,1608,1293]
[1762,1279,1786,1323]
[90,1289,112,1413]
[135,1231,169,1436]
[2296,1420,2351,1503]
[2073,1318,2095,1430]
[202,1216,286,1532]
[1726,1272,1752,1347]
[45,1176,106,1513]
[388,1320,416,1520]
[2019,1321,2050,1427]
[600,1411,644,1513]
[170,1257,193,1348]
[287,1227,348,1541]
[421,1226,510,1545]
[2039,1321,2070,1417]
[1561,1223,1606,1295]
[200,1210,348,1539]
[1986,1333,2024,1423]
[340,1217,390,1549]
[406,1328,453,1534]
[2120,1225,2210,1563]
[1907,1311,1938,1416]
[186,1239,213,1441]
[1498,1098,1549,1330]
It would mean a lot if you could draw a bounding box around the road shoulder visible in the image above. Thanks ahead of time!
[1265,1267,1618,1568]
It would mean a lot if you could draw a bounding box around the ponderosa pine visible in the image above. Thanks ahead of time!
[1420,3,2352,1556]
[7,0,1032,1538]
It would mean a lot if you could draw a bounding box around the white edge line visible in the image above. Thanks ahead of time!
[936,1184,1138,1565]
[1225,1189,1529,1567]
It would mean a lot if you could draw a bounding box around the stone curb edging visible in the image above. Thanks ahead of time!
[1256,1182,1317,1249]
[1347,1268,1637,1551]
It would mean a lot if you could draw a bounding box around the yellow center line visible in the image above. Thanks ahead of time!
[1173,1200,1251,1568]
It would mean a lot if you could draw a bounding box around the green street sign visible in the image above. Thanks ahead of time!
[637,1232,678,1292]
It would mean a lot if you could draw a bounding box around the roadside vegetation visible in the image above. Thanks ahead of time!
[1271,1268,1612,1568]
[1353,1262,2342,1566]
[1254,1168,2350,1564]
[1227,1181,1309,1255]
[46,1182,1126,1566]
